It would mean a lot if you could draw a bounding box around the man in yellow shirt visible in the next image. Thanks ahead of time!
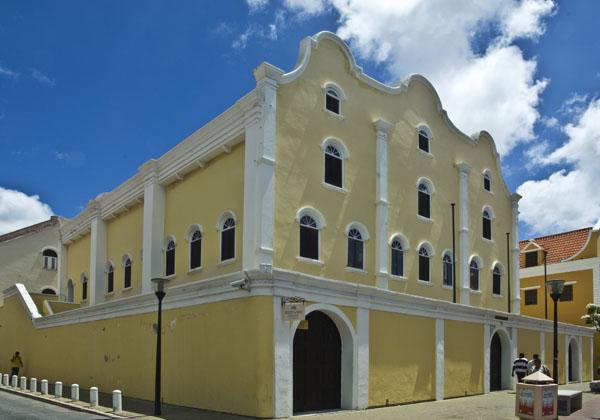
[10,351,23,377]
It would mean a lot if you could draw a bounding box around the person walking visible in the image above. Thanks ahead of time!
[527,354,539,374]
[512,352,529,382]
[529,357,550,376]
[10,351,23,377]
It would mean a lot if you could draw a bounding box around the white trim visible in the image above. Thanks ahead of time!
[417,124,433,155]
[141,174,165,295]
[321,181,348,194]
[520,257,600,278]
[564,281,577,286]
[345,222,370,241]
[563,229,593,262]
[416,214,434,223]
[323,83,346,117]
[356,308,369,409]
[296,256,324,266]
[416,176,436,194]
[374,119,392,290]
[483,169,493,193]
[295,206,326,229]
[297,207,324,263]
[521,286,541,291]
[89,214,107,306]
[488,326,513,391]
[435,318,444,401]
[186,225,203,271]
[218,212,237,263]
[321,137,349,159]
[322,81,347,100]
[456,162,471,305]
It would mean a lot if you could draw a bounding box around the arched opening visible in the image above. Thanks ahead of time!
[66,280,74,303]
[490,329,512,391]
[293,311,341,413]
[41,288,56,295]
[568,338,581,382]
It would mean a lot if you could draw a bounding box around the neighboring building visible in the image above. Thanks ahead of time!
[0,32,593,418]
[0,216,63,303]
[520,226,600,378]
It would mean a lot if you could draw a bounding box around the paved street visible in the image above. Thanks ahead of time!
[0,390,107,420]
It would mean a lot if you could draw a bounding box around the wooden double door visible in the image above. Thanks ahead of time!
[293,311,341,413]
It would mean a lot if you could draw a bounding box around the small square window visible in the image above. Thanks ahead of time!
[524,289,537,305]
[524,252,537,268]
[559,285,573,302]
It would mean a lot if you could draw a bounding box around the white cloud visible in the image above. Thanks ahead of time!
[31,69,56,87]
[283,0,555,155]
[541,116,559,128]
[232,10,286,49]
[0,64,19,79]
[0,187,54,235]
[558,92,589,117]
[247,0,268,12]
[517,99,600,234]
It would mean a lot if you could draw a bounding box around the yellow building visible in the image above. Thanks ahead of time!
[0,32,593,418]
[520,226,600,379]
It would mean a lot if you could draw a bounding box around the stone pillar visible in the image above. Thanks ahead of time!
[511,194,521,314]
[242,63,282,272]
[140,160,165,294]
[374,120,392,290]
[89,201,107,305]
[456,163,472,305]
[435,318,445,400]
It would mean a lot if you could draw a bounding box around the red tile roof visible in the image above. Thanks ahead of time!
[519,227,592,266]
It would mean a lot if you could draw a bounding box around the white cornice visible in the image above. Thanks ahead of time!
[60,90,259,243]
[520,257,599,278]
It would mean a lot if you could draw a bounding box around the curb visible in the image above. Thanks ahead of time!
[0,384,131,418]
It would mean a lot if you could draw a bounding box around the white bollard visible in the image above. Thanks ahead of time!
[30,378,37,393]
[112,390,122,412]
[11,375,17,387]
[19,377,26,391]
[90,387,99,407]
[41,379,48,395]
[54,381,62,398]
[2,374,8,386]
[71,384,79,401]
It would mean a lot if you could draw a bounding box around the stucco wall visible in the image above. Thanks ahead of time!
[518,328,540,360]
[66,233,91,305]
[444,320,483,398]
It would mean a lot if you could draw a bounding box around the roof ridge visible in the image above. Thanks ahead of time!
[521,226,592,243]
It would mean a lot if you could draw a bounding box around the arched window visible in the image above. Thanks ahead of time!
[81,273,88,301]
[418,181,432,219]
[324,143,343,188]
[123,256,132,289]
[106,263,114,293]
[390,237,405,277]
[42,249,58,270]
[492,264,502,295]
[418,245,431,282]
[418,127,431,153]
[470,258,480,290]
[189,229,202,270]
[41,288,56,295]
[66,279,74,303]
[483,171,492,192]
[443,252,453,286]
[165,239,176,276]
[325,88,341,115]
[220,216,236,262]
[299,215,319,260]
[483,208,492,240]
[347,226,365,270]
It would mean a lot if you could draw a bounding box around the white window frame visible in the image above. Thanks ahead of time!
[321,137,349,192]
[417,241,434,283]
[105,261,115,294]
[416,177,435,221]
[217,211,237,264]
[186,224,204,272]
[491,262,504,296]
[482,205,495,242]
[469,255,483,291]
[345,222,369,273]
[122,254,133,289]
[295,207,326,265]
[389,234,409,279]
[483,170,493,193]
[42,248,58,270]
[164,235,177,277]
[416,124,433,155]
[322,82,346,118]
[442,250,454,288]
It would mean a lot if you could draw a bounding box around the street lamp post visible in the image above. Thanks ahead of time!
[546,279,565,385]
[151,277,170,416]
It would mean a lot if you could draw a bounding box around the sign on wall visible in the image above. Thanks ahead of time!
[282,297,305,321]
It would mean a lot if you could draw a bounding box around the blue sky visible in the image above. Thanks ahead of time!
[0,0,599,239]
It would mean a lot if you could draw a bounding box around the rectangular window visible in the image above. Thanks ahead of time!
[524,289,538,305]
[419,255,430,281]
[391,249,404,277]
[165,249,175,276]
[124,265,132,288]
[221,228,235,261]
[470,268,479,290]
[418,133,429,153]
[443,261,453,286]
[484,177,491,191]
[107,271,114,293]
[493,273,501,295]
[324,154,343,188]
[300,226,319,260]
[190,241,201,269]
[483,218,491,240]
[326,94,340,114]
[524,252,537,267]
[347,239,364,269]
[560,285,573,301]
[418,191,431,218]
[82,282,87,301]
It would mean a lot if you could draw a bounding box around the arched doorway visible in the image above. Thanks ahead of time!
[490,333,503,391]
[293,310,341,413]
[568,338,581,382]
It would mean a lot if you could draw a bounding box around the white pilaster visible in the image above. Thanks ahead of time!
[511,193,522,314]
[435,318,445,400]
[57,243,67,301]
[564,335,570,382]
[483,323,491,394]
[243,63,282,271]
[89,202,106,306]
[578,335,583,382]
[373,120,392,289]
[593,261,600,305]
[273,298,292,418]
[540,331,545,364]
[140,160,165,295]
[510,327,518,390]
[456,162,471,305]
[356,307,370,409]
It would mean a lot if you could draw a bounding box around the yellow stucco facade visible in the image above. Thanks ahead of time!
[65,233,90,304]
[444,320,484,398]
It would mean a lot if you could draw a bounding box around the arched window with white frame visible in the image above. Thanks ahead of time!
[442,251,453,286]
[418,244,432,282]
[346,223,368,270]
[123,255,132,289]
[219,213,236,262]
[165,238,176,276]
[417,126,432,153]
[390,235,408,277]
[188,226,203,270]
[470,257,481,290]
[67,279,74,303]
[482,207,493,240]
[483,170,492,192]
[417,178,434,219]
[322,138,348,189]
[296,207,325,262]
[492,263,503,295]
[106,262,114,293]
[323,83,345,116]
[42,249,58,270]
[81,273,88,301]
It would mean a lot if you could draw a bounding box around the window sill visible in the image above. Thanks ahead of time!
[321,181,348,194]
[469,289,482,294]
[417,279,433,286]
[482,237,494,244]
[296,256,324,266]
[218,258,236,267]
[188,266,203,274]
[164,274,176,280]
[416,214,434,223]
[484,189,494,195]
[324,107,344,120]
[418,148,433,159]
[122,287,133,292]
[389,274,407,282]
[442,284,454,290]
[345,266,368,275]
[492,294,503,299]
